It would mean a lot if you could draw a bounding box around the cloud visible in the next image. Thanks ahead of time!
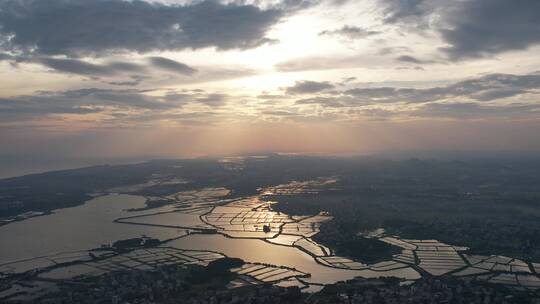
[0,96,102,121]
[411,102,540,119]
[341,77,357,83]
[3,72,540,127]
[3,54,197,80]
[275,52,398,72]
[106,80,142,87]
[295,96,350,107]
[107,75,151,87]
[39,58,144,76]
[395,55,436,64]
[319,25,380,39]
[440,0,540,59]
[0,88,232,123]
[470,89,526,102]
[292,72,540,107]
[0,89,149,122]
[351,107,397,120]
[285,80,335,94]
[344,72,540,104]
[196,93,229,107]
[274,47,433,73]
[345,102,540,120]
[396,66,424,71]
[0,52,15,61]
[378,46,412,55]
[295,98,540,121]
[148,57,197,75]
[261,110,298,116]
[380,0,428,24]
[0,0,284,57]
[378,0,540,59]
[1,53,213,88]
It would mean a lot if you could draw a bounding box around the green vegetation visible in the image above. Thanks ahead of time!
[112,237,160,250]
[319,231,401,264]
[207,257,244,273]
[310,276,537,304]
[185,258,245,287]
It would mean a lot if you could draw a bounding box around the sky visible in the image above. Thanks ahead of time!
[1,0,540,175]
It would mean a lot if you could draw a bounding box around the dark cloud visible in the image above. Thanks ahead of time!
[412,102,540,119]
[261,110,298,116]
[106,80,142,87]
[347,102,540,120]
[296,98,540,120]
[378,0,540,59]
[162,92,195,103]
[440,0,540,59]
[344,72,540,104]
[0,96,102,121]
[114,110,222,126]
[396,66,425,71]
[0,89,164,122]
[345,87,410,102]
[395,55,436,64]
[0,88,231,122]
[53,88,176,110]
[148,57,197,75]
[380,0,427,24]
[107,75,151,87]
[196,93,229,107]
[352,108,397,119]
[319,25,380,39]
[295,96,349,107]
[3,54,197,79]
[0,52,15,61]
[0,0,284,57]
[292,72,540,107]
[341,77,357,83]
[471,89,526,102]
[285,80,334,94]
[378,46,412,55]
[39,58,144,76]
